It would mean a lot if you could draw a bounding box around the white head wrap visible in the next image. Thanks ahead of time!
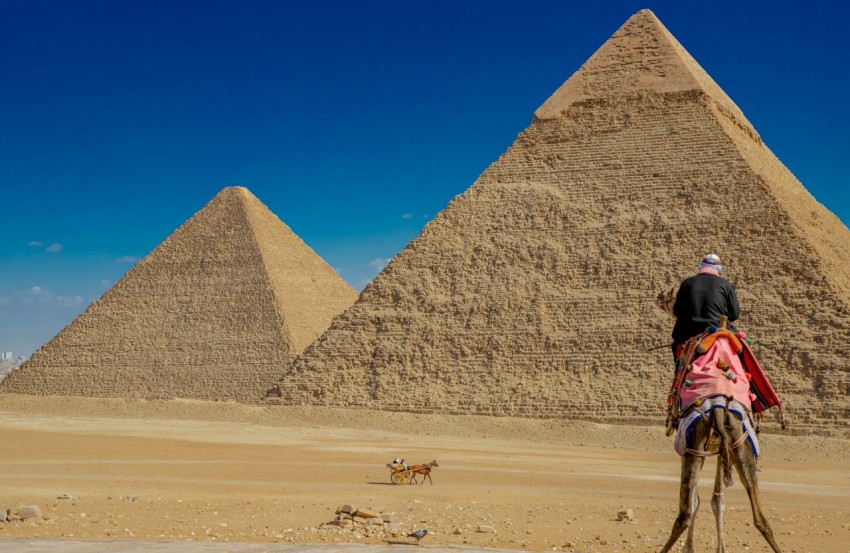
[699,253,722,273]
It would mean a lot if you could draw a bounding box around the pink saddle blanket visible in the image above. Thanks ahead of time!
[679,336,753,411]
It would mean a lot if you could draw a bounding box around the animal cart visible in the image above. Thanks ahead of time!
[386,462,412,484]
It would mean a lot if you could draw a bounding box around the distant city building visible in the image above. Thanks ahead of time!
[2,352,11,362]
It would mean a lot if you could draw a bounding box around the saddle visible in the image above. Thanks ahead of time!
[666,317,783,436]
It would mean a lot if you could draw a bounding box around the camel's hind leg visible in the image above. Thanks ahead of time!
[711,457,726,553]
[659,454,703,553]
[731,433,782,552]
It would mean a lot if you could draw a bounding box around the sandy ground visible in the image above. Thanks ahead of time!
[0,394,847,553]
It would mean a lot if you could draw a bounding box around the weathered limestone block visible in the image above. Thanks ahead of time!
[17,506,42,521]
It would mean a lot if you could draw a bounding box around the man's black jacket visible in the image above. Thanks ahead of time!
[672,273,740,344]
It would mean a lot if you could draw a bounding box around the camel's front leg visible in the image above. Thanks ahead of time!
[660,455,703,553]
[711,458,726,553]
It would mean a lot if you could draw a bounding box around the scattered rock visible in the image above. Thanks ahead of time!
[617,508,634,522]
[454,528,464,535]
[477,524,496,533]
[326,519,351,527]
[336,504,355,515]
[325,502,398,535]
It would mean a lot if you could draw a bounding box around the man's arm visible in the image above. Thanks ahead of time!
[727,283,741,322]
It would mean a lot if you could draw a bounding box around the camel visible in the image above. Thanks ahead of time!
[659,397,782,553]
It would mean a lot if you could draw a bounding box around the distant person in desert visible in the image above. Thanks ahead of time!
[668,253,740,361]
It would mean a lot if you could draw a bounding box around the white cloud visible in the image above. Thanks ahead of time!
[45,243,63,253]
[368,258,389,270]
[13,286,84,308]
[55,294,84,307]
[115,255,139,264]
[401,213,413,219]
[28,240,44,247]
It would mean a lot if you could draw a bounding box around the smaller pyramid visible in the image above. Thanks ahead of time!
[2,187,357,401]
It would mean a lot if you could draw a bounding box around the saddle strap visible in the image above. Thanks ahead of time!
[684,428,750,458]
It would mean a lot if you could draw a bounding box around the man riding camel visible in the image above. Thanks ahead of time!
[658,253,786,553]
[670,253,740,361]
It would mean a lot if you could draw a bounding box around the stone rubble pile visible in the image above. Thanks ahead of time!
[2,503,44,524]
[320,504,404,537]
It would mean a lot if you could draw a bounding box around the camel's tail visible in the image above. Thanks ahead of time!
[711,401,735,487]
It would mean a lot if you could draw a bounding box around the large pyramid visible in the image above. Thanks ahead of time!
[2,187,358,401]
[269,10,850,432]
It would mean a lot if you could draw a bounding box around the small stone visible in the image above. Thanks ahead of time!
[477,525,496,533]
[19,506,43,520]
[354,508,381,519]
[352,516,368,524]
[381,513,393,523]
[617,509,634,522]
[329,519,352,527]
[339,504,355,515]
[453,528,464,535]
[367,518,384,526]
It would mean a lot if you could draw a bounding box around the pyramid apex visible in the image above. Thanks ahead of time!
[213,186,263,206]
[217,185,253,196]
[534,10,755,135]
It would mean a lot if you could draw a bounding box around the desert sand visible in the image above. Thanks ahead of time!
[1,394,846,552]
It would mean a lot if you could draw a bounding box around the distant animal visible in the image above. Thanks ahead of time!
[408,460,438,485]
[407,529,428,543]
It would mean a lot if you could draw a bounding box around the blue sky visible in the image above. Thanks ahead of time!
[2,0,848,358]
